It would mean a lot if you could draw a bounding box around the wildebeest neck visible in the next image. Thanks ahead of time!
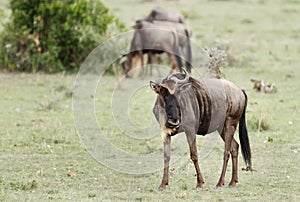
[190,78,212,135]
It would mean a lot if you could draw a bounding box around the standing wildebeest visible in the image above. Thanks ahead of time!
[143,7,185,24]
[123,21,183,78]
[150,69,253,190]
[146,20,192,72]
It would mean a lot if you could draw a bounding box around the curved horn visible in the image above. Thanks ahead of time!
[169,69,190,84]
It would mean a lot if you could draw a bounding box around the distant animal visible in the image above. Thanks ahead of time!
[250,78,277,94]
[137,7,191,74]
[138,20,192,73]
[250,78,264,92]
[123,21,183,78]
[150,69,253,190]
[143,7,185,24]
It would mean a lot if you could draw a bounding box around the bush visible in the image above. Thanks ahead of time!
[0,0,125,73]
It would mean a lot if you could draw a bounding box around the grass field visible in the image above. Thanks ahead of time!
[1,0,300,201]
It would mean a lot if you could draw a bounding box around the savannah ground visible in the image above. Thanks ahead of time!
[1,0,300,201]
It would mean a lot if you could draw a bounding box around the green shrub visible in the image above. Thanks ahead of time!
[0,0,125,73]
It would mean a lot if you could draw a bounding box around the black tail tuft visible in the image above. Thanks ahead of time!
[239,90,252,169]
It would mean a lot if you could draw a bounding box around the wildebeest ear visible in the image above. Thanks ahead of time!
[150,81,160,93]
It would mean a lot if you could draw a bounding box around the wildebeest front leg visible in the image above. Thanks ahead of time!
[151,54,161,77]
[186,133,205,189]
[167,53,178,74]
[159,135,171,190]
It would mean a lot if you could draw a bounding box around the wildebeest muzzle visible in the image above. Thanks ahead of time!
[166,117,180,128]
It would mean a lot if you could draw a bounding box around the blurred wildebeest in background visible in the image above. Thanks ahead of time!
[123,21,183,78]
[143,7,185,24]
[121,7,192,78]
[144,20,192,72]
[150,70,253,190]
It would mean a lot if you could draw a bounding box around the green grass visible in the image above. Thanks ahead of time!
[1,0,300,201]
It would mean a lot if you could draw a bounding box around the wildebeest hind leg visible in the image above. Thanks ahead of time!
[229,138,239,187]
[186,133,204,189]
[217,119,238,187]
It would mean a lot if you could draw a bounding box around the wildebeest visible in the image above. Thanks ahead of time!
[143,7,185,24]
[136,20,192,73]
[123,21,183,78]
[150,69,253,190]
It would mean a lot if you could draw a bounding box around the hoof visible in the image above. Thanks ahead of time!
[228,181,237,188]
[196,183,204,190]
[158,184,167,191]
[196,187,203,191]
[158,187,164,191]
[216,183,224,188]
[242,166,256,172]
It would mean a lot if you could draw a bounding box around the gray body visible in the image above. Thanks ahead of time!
[149,20,192,70]
[153,77,245,136]
[131,21,179,54]
[124,21,183,77]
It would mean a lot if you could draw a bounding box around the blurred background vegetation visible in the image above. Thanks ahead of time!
[0,0,125,73]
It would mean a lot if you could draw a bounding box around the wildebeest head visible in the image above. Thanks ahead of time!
[119,54,129,72]
[120,53,143,78]
[150,70,191,129]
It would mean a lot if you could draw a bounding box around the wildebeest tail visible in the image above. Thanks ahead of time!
[185,29,192,73]
[239,90,252,170]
